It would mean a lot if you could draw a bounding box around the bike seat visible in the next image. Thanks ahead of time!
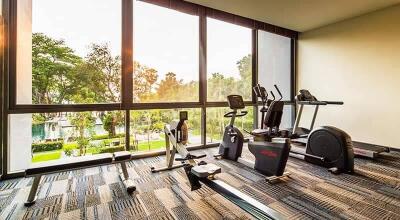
[191,163,222,178]
[251,129,269,135]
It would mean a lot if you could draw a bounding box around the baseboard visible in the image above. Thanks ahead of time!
[353,141,393,151]
[389,147,400,152]
[1,172,25,180]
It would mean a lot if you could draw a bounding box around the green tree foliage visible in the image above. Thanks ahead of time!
[68,111,96,155]
[83,43,121,103]
[103,111,124,138]
[32,33,81,104]
[32,33,254,151]
[73,43,124,137]
[207,73,237,101]
[134,62,158,102]
[157,72,183,101]
[237,54,252,100]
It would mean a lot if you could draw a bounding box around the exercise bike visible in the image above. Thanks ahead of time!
[253,84,354,174]
[215,95,291,182]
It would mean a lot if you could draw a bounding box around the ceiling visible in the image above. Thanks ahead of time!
[185,0,400,32]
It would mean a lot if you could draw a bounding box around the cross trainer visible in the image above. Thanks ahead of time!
[252,84,354,174]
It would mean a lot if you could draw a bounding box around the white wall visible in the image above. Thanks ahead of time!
[297,5,400,148]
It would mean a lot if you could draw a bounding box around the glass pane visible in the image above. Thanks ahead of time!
[258,30,291,101]
[130,108,201,152]
[9,111,125,172]
[257,105,293,130]
[206,106,254,143]
[133,1,199,103]
[17,0,121,104]
[207,18,252,102]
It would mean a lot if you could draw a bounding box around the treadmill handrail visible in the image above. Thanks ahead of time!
[297,100,343,105]
[325,101,344,105]
[297,101,327,105]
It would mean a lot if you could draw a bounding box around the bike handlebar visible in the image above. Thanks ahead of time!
[224,111,248,118]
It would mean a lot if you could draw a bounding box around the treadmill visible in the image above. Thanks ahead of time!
[292,91,390,159]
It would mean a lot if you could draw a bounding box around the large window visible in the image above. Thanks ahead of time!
[9,111,125,172]
[256,105,293,130]
[206,107,254,143]
[16,0,121,105]
[258,30,291,101]
[207,18,252,102]
[133,1,199,103]
[257,30,293,129]
[130,108,201,152]
[5,0,296,175]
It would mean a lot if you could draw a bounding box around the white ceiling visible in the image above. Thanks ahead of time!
[185,0,400,32]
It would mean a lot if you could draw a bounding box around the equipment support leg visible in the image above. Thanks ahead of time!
[25,175,42,206]
[119,162,136,193]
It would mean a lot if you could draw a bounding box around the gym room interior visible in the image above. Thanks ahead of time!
[0,0,399,219]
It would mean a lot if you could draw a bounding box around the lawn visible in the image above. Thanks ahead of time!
[32,150,62,163]
[136,140,166,151]
[31,137,200,163]
[31,139,166,163]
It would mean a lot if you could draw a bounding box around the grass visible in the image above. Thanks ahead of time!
[32,150,62,163]
[31,135,202,163]
[135,140,166,151]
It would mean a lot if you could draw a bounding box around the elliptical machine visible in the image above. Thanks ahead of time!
[215,95,291,182]
[252,84,354,174]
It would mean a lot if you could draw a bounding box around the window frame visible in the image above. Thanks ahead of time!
[1,0,297,177]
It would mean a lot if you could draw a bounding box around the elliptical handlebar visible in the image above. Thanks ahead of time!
[274,84,283,101]
[253,84,268,106]
[270,91,276,101]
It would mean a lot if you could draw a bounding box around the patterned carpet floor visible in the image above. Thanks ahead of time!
[1,146,400,220]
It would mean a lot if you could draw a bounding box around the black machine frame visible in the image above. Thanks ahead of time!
[0,0,298,178]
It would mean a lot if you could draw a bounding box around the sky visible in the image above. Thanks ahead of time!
[32,0,252,82]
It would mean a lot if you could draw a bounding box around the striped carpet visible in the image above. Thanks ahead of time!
[0,146,400,219]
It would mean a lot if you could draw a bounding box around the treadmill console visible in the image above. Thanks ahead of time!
[297,90,317,101]
[227,95,245,110]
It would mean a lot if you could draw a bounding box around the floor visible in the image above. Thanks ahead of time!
[1,146,400,220]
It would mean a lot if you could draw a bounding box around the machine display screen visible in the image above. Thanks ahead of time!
[227,95,245,109]
[179,111,188,120]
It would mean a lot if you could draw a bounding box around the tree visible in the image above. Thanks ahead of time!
[103,111,124,138]
[32,33,81,104]
[207,73,237,101]
[69,111,96,156]
[134,62,158,102]
[77,43,124,138]
[157,72,184,101]
[83,43,121,102]
[236,54,252,100]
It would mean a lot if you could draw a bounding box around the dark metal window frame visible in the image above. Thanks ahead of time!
[1,0,297,177]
